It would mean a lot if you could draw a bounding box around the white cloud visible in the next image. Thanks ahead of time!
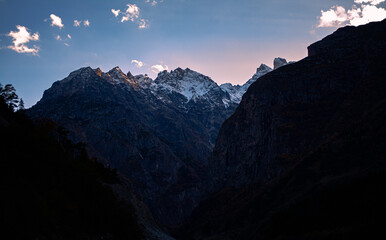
[350,4,386,25]
[151,64,168,73]
[84,20,90,27]
[318,6,350,27]
[7,25,39,55]
[64,43,70,47]
[74,20,81,27]
[318,1,386,28]
[67,34,71,39]
[131,59,144,68]
[50,14,64,28]
[121,4,140,22]
[111,9,120,17]
[354,0,385,5]
[113,4,150,29]
[56,35,61,40]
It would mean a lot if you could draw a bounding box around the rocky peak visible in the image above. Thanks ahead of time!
[108,66,125,79]
[255,64,273,78]
[220,62,273,104]
[173,67,185,75]
[65,67,97,83]
[107,66,137,86]
[273,57,288,70]
[127,71,135,80]
[94,67,103,77]
[256,64,272,73]
[246,63,273,86]
[220,57,294,105]
[70,66,94,75]
[154,67,219,101]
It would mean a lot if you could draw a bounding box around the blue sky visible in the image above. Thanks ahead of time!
[1,0,385,107]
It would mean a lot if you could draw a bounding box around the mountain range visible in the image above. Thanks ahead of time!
[24,19,386,239]
[27,57,284,226]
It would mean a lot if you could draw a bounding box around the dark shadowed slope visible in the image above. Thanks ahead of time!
[176,20,386,239]
[0,95,143,240]
[179,100,386,240]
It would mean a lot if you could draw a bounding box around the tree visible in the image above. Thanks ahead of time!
[0,83,19,111]
[18,98,25,111]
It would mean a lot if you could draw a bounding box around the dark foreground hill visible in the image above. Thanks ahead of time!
[176,20,386,239]
[0,97,143,240]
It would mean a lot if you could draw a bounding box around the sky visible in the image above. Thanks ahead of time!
[1,0,386,107]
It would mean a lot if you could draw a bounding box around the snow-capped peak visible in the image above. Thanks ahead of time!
[153,67,219,101]
[136,74,153,88]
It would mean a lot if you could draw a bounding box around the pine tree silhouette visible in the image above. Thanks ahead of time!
[18,98,25,111]
[0,83,19,111]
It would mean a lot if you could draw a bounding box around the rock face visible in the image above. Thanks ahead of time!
[177,19,386,240]
[273,57,288,69]
[178,101,386,240]
[209,19,386,191]
[307,21,386,58]
[28,67,237,226]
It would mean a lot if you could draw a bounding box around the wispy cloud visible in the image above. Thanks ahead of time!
[55,34,71,46]
[318,0,386,28]
[146,0,164,6]
[50,14,64,28]
[111,9,120,17]
[131,59,144,68]
[7,25,39,55]
[151,64,168,73]
[111,4,150,29]
[74,19,90,27]
[138,19,149,29]
[74,20,81,27]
